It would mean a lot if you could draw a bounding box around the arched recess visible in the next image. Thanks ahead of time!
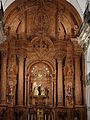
[25,60,55,106]
[26,60,55,78]
[3,0,82,39]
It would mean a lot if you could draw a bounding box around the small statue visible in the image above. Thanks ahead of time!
[34,86,39,96]
[41,87,45,96]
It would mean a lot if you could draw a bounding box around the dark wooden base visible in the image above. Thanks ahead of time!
[0,105,87,120]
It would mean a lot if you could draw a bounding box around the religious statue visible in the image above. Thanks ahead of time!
[32,83,46,96]
[34,86,39,96]
[41,86,45,96]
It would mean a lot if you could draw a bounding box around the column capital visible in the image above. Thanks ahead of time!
[57,59,63,64]
[17,53,27,61]
[74,53,81,58]
[55,52,65,61]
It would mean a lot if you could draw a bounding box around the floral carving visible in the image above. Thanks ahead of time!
[64,55,74,107]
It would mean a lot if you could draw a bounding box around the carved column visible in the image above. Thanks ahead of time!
[51,74,56,107]
[7,38,17,106]
[17,56,24,105]
[25,75,28,106]
[1,51,7,104]
[56,4,64,40]
[57,58,63,106]
[54,78,56,107]
[51,75,54,106]
[75,54,82,105]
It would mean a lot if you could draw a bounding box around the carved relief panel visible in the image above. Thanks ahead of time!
[64,55,74,107]
[7,54,17,105]
[26,1,56,37]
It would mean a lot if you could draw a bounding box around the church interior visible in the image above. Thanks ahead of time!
[0,0,89,120]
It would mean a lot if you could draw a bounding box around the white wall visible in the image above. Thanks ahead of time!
[87,45,90,74]
[66,0,86,20]
[2,0,15,11]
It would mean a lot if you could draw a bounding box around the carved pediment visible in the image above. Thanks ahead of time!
[31,36,54,58]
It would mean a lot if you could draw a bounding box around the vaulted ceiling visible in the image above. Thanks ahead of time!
[2,0,87,20]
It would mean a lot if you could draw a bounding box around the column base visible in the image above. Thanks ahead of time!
[57,102,64,107]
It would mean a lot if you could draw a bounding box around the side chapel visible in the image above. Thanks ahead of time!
[0,0,87,120]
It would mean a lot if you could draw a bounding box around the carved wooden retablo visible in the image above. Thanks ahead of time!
[0,0,87,120]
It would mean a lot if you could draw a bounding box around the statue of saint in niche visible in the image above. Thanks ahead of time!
[32,83,46,96]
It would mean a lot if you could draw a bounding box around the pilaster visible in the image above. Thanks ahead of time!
[17,55,24,106]
[57,58,63,106]
[17,49,27,106]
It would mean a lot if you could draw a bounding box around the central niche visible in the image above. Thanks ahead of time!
[30,62,51,98]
